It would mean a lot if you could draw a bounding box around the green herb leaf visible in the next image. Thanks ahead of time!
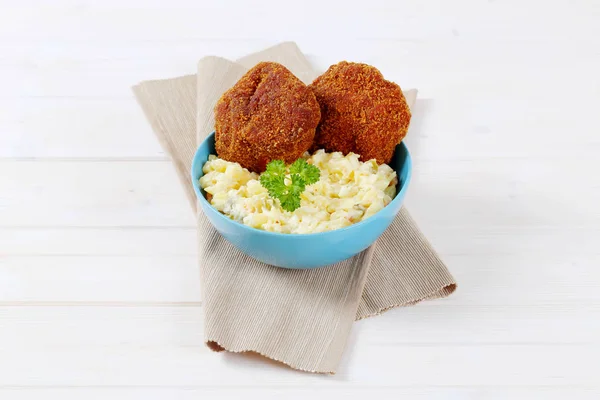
[264,159,286,176]
[289,158,320,185]
[259,159,320,212]
[259,172,286,198]
[259,159,286,198]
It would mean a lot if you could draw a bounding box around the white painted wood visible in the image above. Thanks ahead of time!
[1,254,599,305]
[1,388,599,400]
[2,226,599,261]
[1,305,598,347]
[1,159,597,227]
[1,0,599,397]
[0,98,166,158]
[0,227,197,256]
[2,94,599,160]
[0,161,195,227]
[0,256,202,303]
[0,343,596,386]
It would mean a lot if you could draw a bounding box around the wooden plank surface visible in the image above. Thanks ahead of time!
[1,0,599,398]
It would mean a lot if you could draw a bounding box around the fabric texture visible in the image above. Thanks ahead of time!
[132,42,456,374]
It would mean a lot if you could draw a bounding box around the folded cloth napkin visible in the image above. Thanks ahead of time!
[133,42,456,374]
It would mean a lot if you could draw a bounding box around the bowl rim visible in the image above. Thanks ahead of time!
[191,132,412,238]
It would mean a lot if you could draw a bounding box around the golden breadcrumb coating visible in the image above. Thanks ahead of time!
[215,62,321,172]
[309,61,411,164]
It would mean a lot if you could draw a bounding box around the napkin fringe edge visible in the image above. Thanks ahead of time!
[205,339,336,375]
[356,281,458,321]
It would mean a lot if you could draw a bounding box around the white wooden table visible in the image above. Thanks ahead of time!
[1,1,599,398]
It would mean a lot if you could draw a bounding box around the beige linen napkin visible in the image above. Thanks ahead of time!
[133,42,456,374]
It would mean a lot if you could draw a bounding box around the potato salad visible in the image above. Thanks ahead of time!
[199,150,397,234]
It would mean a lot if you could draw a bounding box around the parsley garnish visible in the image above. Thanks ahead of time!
[259,158,320,212]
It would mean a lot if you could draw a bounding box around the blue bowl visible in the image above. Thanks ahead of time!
[191,132,412,269]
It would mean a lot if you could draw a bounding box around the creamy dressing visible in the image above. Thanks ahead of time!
[199,150,397,234]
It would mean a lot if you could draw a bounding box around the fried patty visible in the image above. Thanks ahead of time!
[214,62,321,173]
[309,61,411,164]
